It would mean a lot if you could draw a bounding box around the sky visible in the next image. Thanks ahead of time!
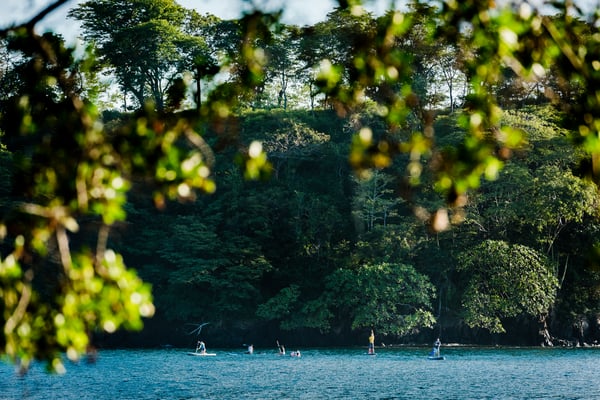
[0,0,393,44]
[0,0,598,45]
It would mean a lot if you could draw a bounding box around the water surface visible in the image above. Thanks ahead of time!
[2,347,598,399]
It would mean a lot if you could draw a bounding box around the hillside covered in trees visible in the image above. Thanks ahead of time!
[102,105,599,349]
[2,0,600,372]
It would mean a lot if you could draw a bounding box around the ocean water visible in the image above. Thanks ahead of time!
[1,347,598,399]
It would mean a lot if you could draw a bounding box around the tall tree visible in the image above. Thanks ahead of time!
[457,240,558,334]
[352,170,400,232]
[298,7,377,109]
[263,26,301,109]
[433,44,466,111]
[69,0,188,110]
[179,11,235,112]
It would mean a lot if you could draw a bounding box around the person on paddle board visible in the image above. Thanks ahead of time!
[247,344,254,354]
[368,330,375,354]
[197,340,206,354]
[277,340,285,355]
[433,338,441,357]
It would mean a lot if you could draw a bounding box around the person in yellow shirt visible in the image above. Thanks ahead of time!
[368,330,375,354]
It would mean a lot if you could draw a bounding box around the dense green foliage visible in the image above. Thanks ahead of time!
[3,0,600,373]
[458,240,558,334]
[112,106,599,349]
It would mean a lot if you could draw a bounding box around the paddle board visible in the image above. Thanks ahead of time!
[187,352,216,357]
[427,356,445,360]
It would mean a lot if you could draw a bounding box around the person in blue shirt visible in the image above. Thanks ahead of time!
[196,340,206,354]
[433,338,441,357]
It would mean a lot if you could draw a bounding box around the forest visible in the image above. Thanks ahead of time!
[112,106,598,349]
[2,0,600,372]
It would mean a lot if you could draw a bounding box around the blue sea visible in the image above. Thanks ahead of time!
[2,347,598,399]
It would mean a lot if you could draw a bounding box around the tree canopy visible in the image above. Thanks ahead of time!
[68,0,190,110]
[458,240,558,333]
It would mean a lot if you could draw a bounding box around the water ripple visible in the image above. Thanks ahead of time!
[1,347,599,399]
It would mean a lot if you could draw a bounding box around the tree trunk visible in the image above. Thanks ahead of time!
[538,314,553,346]
[196,67,202,113]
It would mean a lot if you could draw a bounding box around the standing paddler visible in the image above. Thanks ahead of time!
[433,338,441,357]
[368,329,375,354]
